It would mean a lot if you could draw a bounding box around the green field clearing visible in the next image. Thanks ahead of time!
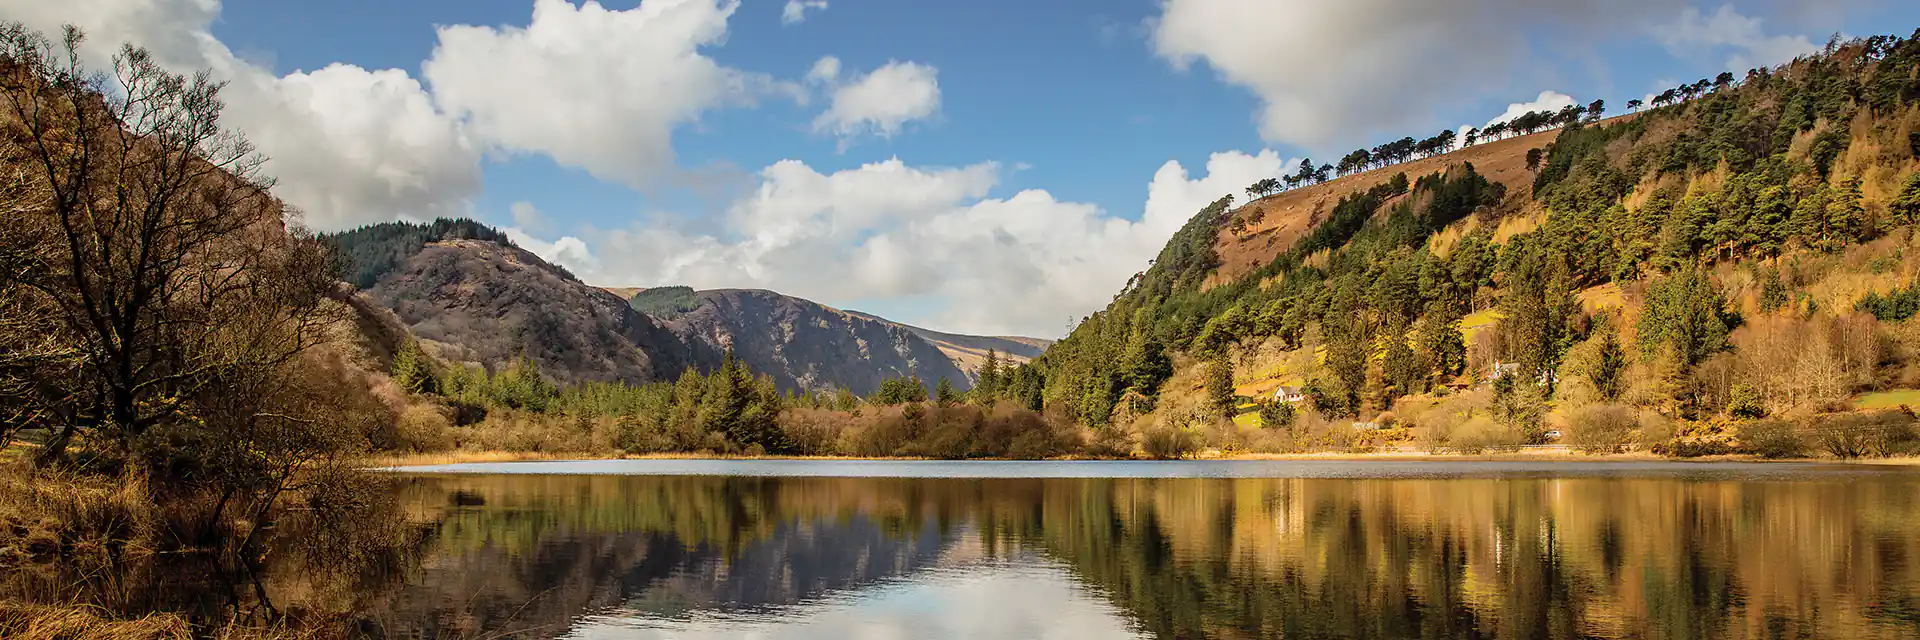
[1855,389,1920,409]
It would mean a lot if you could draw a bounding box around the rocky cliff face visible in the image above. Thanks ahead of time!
[362,239,692,385]
[652,289,971,395]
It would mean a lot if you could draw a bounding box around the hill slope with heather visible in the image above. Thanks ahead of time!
[351,237,694,385]
[1029,31,1920,458]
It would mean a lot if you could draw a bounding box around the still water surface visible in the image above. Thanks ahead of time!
[366,460,1920,639]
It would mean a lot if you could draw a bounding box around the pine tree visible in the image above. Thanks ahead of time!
[1416,302,1466,385]
[1758,266,1789,312]
[1637,270,1736,369]
[735,372,787,453]
[1581,328,1626,402]
[976,349,1001,400]
[698,351,747,442]
[1007,364,1044,411]
[391,337,428,394]
[1791,183,1832,249]
[1892,173,1920,226]
[935,377,957,407]
[1120,328,1172,395]
[1827,176,1866,247]
[1324,322,1368,415]
[1258,400,1296,432]
[1501,244,1576,389]
[831,387,858,412]
[1380,324,1421,402]
[1205,358,1236,419]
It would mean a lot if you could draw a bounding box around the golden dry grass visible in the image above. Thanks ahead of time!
[0,604,191,640]
[1204,121,1596,287]
[0,603,312,640]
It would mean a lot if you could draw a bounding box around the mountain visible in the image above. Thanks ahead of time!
[323,225,693,385]
[628,287,1048,394]
[323,223,1049,395]
[842,310,1049,373]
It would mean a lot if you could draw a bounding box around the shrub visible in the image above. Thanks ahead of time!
[1140,412,1203,459]
[1140,426,1200,459]
[779,409,847,456]
[1736,419,1806,458]
[1258,401,1297,431]
[1565,404,1638,454]
[393,404,455,452]
[1651,419,1738,457]
[1726,384,1767,419]
[1812,410,1919,458]
[1085,427,1136,458]
[1438,416,1519,454]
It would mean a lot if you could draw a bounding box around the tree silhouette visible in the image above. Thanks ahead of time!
[1245,177,1280,199]
[1626,98,1643,112]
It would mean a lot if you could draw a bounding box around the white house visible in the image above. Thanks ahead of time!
[1486,362,1557,387]
[1272,386,1305,403]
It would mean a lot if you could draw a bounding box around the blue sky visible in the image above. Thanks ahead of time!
[6,0,1917,336]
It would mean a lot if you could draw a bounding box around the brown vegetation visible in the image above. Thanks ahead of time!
[1207,122,1592,288]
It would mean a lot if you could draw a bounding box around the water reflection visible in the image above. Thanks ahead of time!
[358,472,1920,639]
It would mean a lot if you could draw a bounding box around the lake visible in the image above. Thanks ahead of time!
[360,460,1920,639]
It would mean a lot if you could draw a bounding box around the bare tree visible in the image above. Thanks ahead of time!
[0,24,339,466]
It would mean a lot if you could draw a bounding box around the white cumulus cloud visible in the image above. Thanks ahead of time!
[1484,90,1578,128]
[6,0,482,231]
[1150,0,1671,150]
[425,0,790,188]
[518,150,1288,336]
[811,60,941,146]
[806,55,842,84]
[781,0,827,25]
[1652,4,1819,72]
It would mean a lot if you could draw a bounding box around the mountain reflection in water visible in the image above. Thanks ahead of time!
[350,468,1920,639]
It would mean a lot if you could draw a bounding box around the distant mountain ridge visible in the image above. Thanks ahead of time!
[321,220,1048,395]
[626,287,1051,394]
[635,288,968,394]
[841,310,1049,373]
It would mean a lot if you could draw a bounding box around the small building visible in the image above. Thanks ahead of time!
[1351,421,1381,431]
[1486,362,1557,387]
[1272,385,1305,404]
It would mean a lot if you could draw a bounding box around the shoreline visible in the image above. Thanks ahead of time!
[362,448,1920,469]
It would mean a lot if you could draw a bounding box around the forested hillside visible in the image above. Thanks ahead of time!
[322,218,523,289]
[1025,31,1920,457]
